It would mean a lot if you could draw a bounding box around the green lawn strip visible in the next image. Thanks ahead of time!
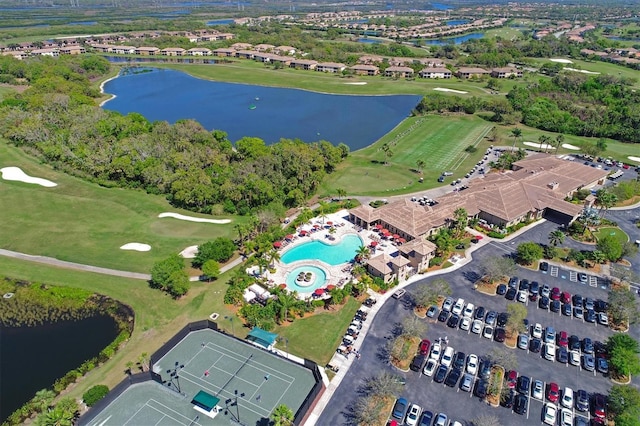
[0,141,247,272]
[273,297,361,366]
[320,114,494,196]
[595,227,629,245]
[151,61,493,97]
[0,254,239,398]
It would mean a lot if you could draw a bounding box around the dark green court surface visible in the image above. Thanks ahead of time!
[82,328,317,426]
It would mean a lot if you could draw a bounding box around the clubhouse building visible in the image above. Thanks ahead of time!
[349,155,608,282]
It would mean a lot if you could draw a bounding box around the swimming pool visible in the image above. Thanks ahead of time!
[285,266,327,293]
[281,234,362,266]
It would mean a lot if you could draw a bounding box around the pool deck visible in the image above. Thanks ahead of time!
[264,209,401,299]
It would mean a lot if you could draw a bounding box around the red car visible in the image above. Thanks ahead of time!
[557,331,568,348]
[547,382,560,403]
[593,393,607,419]
[507,370,518,389]
[561,291,571,304]
[419,339,431,356]
[551,287,561,301]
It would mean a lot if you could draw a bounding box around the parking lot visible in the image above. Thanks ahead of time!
[317,238,640,426]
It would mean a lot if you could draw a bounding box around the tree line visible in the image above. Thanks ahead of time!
[0,55,349,215]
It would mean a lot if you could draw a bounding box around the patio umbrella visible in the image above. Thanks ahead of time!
[279,283,287,289]
[285,234,293,240]
[398,238,406,243]
[299,230,308,236]
[314,288,325,296]
[370,241,378,247]
[313,224,320,228]
[273,241,282,248]
[476,235,484,240]
[382,229,390,235]
[375,224,383,230]
[326,284,336,291]
[326,221,333,226]
[392,234,400,239]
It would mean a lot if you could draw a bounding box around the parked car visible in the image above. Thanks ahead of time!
[441,347,455,368]
[557,331,569,347]
[585,297,595,310]
[459,316,471,331]
[438,310,449,323]
[430,343,442,360]
[485,311,497,326]
[479,358,491,380]
[582,354,595,371]
[447,314,460,328]
[569,335,581,350]
[547,382,560,403]
[418,411,433,426]
[474,306,486,320]
[569,350,581,366]
[434,413,448,426]
[551,287,561,300]
[482,325,494,339]
[442,297,454,312]
[562,303,572,316]
[578,272,588,283]
[474,379,488,398]
[574,305,584,319]
[427,306,439,318]
[392,288,406,299]
[423,358,437,376]
[541,284,551,298]
[471,319,483,334]
[517,375,531,395]
[561,291,571,304]
[519,279,530,291]
[543,403,558,425]
[406,403,422,426]
[460,373,474,392]
[545,326,556,344]
[560,408,573,426]
[391,397,409,421]
[583,338,594,354]
[517,290,528,303]
[517,334,529,350]
[494,328,506,342]
[539,296,550,309]
[544,343,556,361]
[593,393,607,419]
[594,299,608,313]
[501,390,515,408]
[532,379,544,400]
[557,346,569,364]
[561,387,574,408]
[505,287,517,300]
[496,284,507,296]
[452,351,466,371]
[585,309,596,323]
[597,357,609,375]
[434,365,448,383]
[576,389,589,412]
[597,312,609,326]
[506,370,518,389]
[532,323,543,339]
[530,281,540,296]
[508,276,519,288]
[514,394,528,415]
[540,261,549,272]
[497,312,509,327]
[463,303,475,318]
[419,339,431,355]
[410,354,427,372]
[551,299,561,313]
[444,368,461,387]
[466,354,479,375]
[529,338,542,353]
[452,298,465,315]
[573,294,583,307]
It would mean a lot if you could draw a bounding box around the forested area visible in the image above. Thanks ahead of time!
[0,55,348,214]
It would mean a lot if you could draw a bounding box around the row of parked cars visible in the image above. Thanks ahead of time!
[391,397,462,426]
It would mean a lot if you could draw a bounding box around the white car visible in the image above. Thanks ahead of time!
[560,408,573,426]
[392,288,406,299]
[430,343,442,361]
[423,358,438,376]
[442,297,454,312]
[561,387,574,408]
[517,290,528,303]
[543,403,557,425]
[532,380,544,400]
[441,346,455,368]
[569,350,580,366]
[466,354,478,375]
[405,404,421,426]
[459,317,471,331]
[471,319,483,334]
[463,303,475,318]
[544,343,556,361]
[598,312,609,326]
[483,325,494,339]
[452,298,465,316]
[532,323,543,339]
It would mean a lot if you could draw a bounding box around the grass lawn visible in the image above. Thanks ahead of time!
[595,227,629,245]
[0,85,15,101]
[320,114,493,196]
[0,255,239,398]
[526,57,640,89]
[0,141,248,273]
[273,297,361,366]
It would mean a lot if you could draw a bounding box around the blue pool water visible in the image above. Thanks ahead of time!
[281,234,362,266]
[285,266,327,293]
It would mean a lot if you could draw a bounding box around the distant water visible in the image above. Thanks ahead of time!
[68,21,98,26]
[422,32,484,45]
[357,38,383,44]
[607,36,640,41]
[0,315,119,422]
[102,68,421,151]
[431,2,454,10]
[446,20,469,26]
[207,19,234,26]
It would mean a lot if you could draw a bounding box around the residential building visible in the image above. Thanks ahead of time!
[160,47,186,56]
[385,66,414,78]
[316,62,346,73]
[187,47,212,56]
[456,67,489,79]
[290,59,318,70]
[419,67,451,79]
[59,46,86,55]
[212,48,235,57]
[31,48,59,57]
[490,67,522,78]
[134,46,160,55]
[350,64,379,76]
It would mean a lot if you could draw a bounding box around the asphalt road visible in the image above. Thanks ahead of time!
[317,228,640,426]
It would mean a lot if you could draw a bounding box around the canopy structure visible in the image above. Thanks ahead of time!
[191,390,221,419]
[246,327,278,349]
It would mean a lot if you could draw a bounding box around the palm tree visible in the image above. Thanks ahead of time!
[32,389,56,412]
[355,245,371,264]
[548,230,565,247]
[336,188,347,200]
[416,159,426,174]
[267,248,281,268]
[591,250,606,264]
[381,143,393,165]
[510,127,522,152]
[274,291,297,323]
[453,207,468,238]
[138,353,150,372]
[555,134,565,154]
[271,404,294,426]
[538,134,551,153]
[596,189,618,218]
[318,200,329,224]
[36,407,74,426]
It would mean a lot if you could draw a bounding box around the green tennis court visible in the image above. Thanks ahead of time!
[83,328,317,426]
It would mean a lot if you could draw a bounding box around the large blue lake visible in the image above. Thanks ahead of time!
[102,69,421,150]
[422,32,485,45]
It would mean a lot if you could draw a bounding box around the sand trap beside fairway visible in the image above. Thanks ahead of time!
[344,82,367,85]
[158,212,231,224]
[434,88,468,94]
[628,156,640,163]
[562,143,581,150]
[179,245,199,258]
[0,166,57,187]
[120,243,151,252]
[550,58,573,64]
[564,67,600,75]
[523,141,554,150]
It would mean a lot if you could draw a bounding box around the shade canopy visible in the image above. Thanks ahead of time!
[326,284,336,290]
[370,241,378,247]
[279,283,287,289]
[192,390,220,412]
[299,230,308,235]
[285,234,293,240]
[273,241,282,248]
[314,288,325,296]
[392,234,400,239]
[375,224,383,229]
[326,221,333,225]
[246,327,278,349]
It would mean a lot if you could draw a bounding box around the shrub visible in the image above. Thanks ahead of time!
[429,257,443,267]
[83,385,109,407]
[487,231,505,239]
[465,145,478,153]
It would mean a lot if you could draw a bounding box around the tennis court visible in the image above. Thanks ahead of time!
[83,328,317,426]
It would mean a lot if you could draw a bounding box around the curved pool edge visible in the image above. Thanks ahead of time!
[280,232,363,265]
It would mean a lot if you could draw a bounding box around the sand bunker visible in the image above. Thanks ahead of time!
[564,67,600,75]
[562,143,580,150]
[344,82,367,85]
[179,245,199,258]
[0,166,57,187]
[523,141,554,150]
[549,58,573,64]
[434,88,468,94]
[628,156,640,163]
[120,243,151,252]
[158,212,231,224]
